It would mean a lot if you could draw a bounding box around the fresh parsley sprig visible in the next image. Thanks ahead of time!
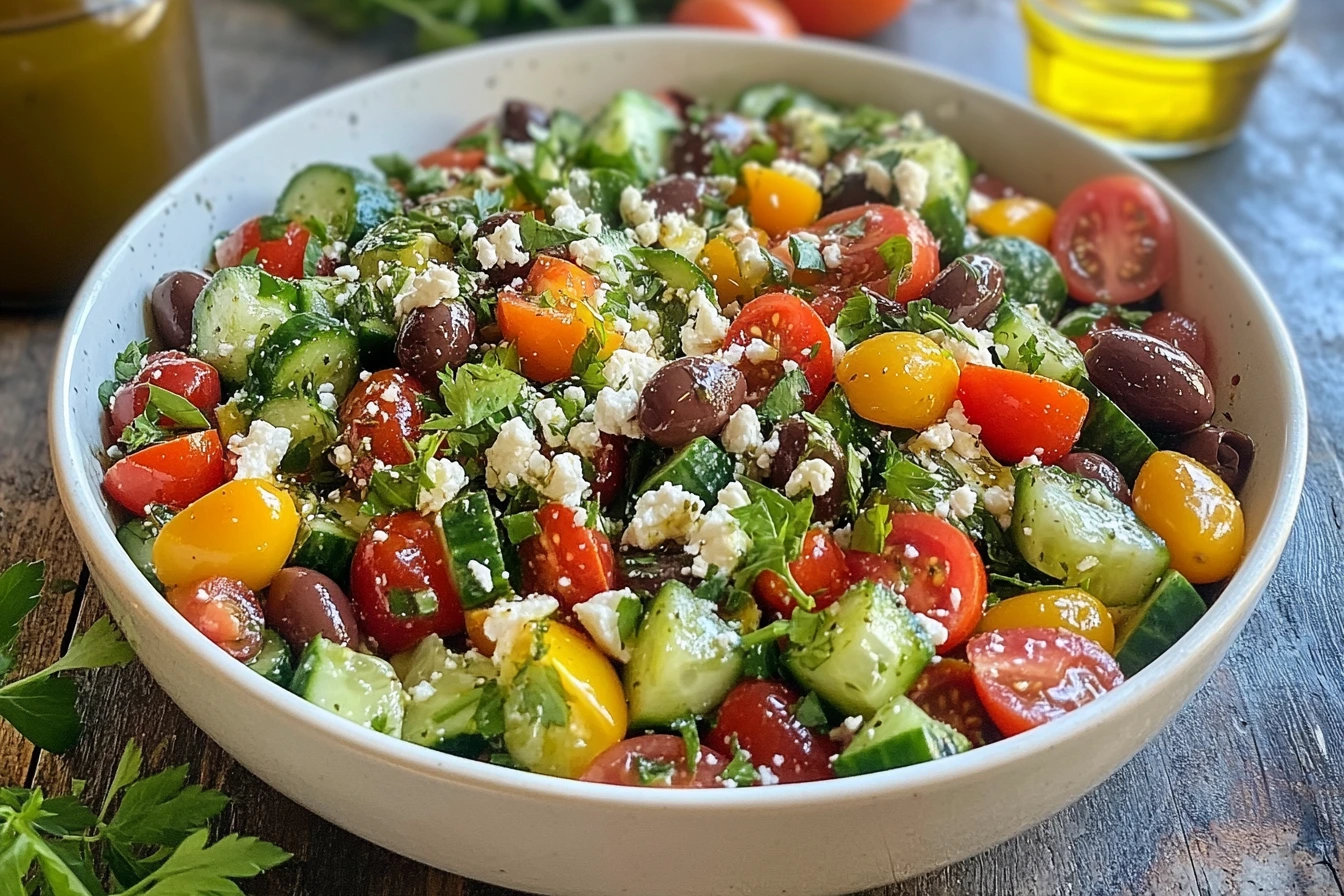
[118,386,211,454]
[97,342,150,410]
[728,480,816,610]
[834,293,968,348]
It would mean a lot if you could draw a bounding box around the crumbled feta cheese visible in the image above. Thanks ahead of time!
[832,524,853,549]
[722,206,752,241]
[602,349,663,393]
[735,236,769,283]
[408,680,436,703]
[827,325,847,366]
[485,417,550,491]
[1077,555,1100,572]
[228,421,291,480]
[574,589,637,662]
[948,484,977,520]
[316,382,338,412]
[551,201,587,232]
[593,387,642,438]
[540,452,590,507]
[983,485,1014,529]
[623,483,704,549]
[502,140,536,168]
[770,157,822,190]
[785,458,835,498]
[416,457,468,514]
[458,220,478,240]
[720,405,763,456]
[483,596,559,665]
[334,264,360,281]
[569,236,615,271]
[862,159,893,197]
[929,324,998,370]
[330,443,353,471]
[657,211,706,260]
[567,421,602,457]
[685,483,751,578]
[630,303,660,332]
[894,158,930,210]
[822,243,843,270]
[744,338,779,364]
[680,289,730,356]
[474,219,528,270]
[913,421,955,453]
[392,261,460,319]
[546,187,577,210]
[915,612,950,646]
[622,328,656,356]
[756,431,780,471]
[782,104,841,166]
[967,189,993,217]
[533,397,570,448]
[756,766,781,786]
[466,559,494,593]
[620,185,658,227]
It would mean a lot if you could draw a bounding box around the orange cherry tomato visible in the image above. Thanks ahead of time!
[776,204,940,303]
[970,196,1056,247]
[338,368,426,474]
[696,235,760,305]
[417,147,487,171]
[349,512,465,655]
[779,0,909,37]
[103,430,226,516]
[754,527,850,615]
[955,365,1090,465]
[669,0,801,37]
[743,165,821,237]
[722,292,833,408]
[499,256,617,383]
[884,512,987,654]
[526,253,602,299]
[214,216,316,280]
[519,504,616,608]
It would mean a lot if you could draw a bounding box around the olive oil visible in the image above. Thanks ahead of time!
[1019,0,1294,157]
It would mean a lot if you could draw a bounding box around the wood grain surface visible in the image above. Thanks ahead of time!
[3,0,1342,893]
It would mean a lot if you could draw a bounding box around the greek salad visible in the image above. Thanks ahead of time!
[98,84,1254,787]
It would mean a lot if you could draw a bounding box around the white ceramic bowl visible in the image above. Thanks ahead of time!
[50,29,1307,896]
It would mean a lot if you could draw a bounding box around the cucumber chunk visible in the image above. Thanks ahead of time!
[632,247,716,299]
[623,582,743,728]
[972,237,1068,322]
[290,515,360,585]
[393,635,498,756]
[254,394,338,475]
[784,580,934,717]
[247,312,361,401]
[116,518,164,592]
[734,83,834,120]
[893,136,971,263]
[1114,570,1207,676]
[1011,465,1168,607]
[246,629,294,686]
[577,89,681,180]
[991,301,1085,382]
[637,436,734,506]
[275,163,401,245]
[832,695,969,776]
[1067,376,1159,482]
[351,217,453,281]
[291,636,404,737]
[440,491,513,609]
[192,267,297,385]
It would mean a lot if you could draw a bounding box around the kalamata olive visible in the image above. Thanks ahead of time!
[642,175,707,218]
[499,99,549,143]
[150,269,209,350]
[395,302,477,384]
[1056,451,1132,505]
[614,547,698,591]
[1142,310,1208,368]
[669,113,756,175]
[820,172,887,216]
[591,434,627,508]
[769,417,848,521]
[1172,425,1256,494]
[638,357,747,448]
[923,254,1005,328]
[1084,329,1215,434]
[267,567,361,652]
[475,212,533,287]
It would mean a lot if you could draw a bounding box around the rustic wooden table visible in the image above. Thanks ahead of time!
[3,0,1341,892]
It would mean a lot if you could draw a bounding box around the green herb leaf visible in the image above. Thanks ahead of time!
[386,587,439,619]
[633,755,676,786]
[834,292,966,347]
[672,716,700,773]
[787,235,826,274]
[501,511,542,545]
[0,560,44,660]
[43,617,134,676]
[98,340,150,408]
[756,369,811,429]
[615,595,642,645]
[426,363,527,433]
[117,828,290,895]
[256,214,290,242]
[1017,333,1045,375]
[876,234,913,286]
[882,454,942,512]
[515,663,569,728]
[730,479,816,610]
[791,692,829,729]
[104,764,230,850]
[473,680,505,739]
[850,503,892,554]
[517,213,582,254]
[0,675,80,752]
[1056,304,1151,337]
[718,735,758,788]
[372,152,450,199]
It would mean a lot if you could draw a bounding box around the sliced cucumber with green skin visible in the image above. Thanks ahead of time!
[352,217,453,280]
[972,237,1068,322]
[295,277,357,317]
[290,516,360,586]
[440,491,513,609]
[116,518,164,591]
[254,394,339,475]
[623,581,743,728]
[192,266,296,385]
[784,580,934,717]
[632,247,717,300]
[246,629,294,686]
[734,83,834,120]
[1067,376,1158,482]
[1114,570,1207,676]
[991,301,1085,382]
[290,636,404,737]
[577,89,681,181]
[275,163,401,245]
[393,635,497,755]
[247,312,360,401]
[577,168,637,227]
[832,695,970,776]
[636,437,734,506]
[1011,465,1168,607]
[893,136,971,263]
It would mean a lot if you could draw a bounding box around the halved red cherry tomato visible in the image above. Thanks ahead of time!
[966,627,1124,736]
[103,430,226,516]
[706,680,836,784]
[906,658,999,747]
[843,550,902,590]
[165,576,264,661]
[591,435,627,508]
[108,351,221,435]
[520,503,616,608]
[417,146,486,171]
[884,512,987,654]
[349,512,465,654]
[775,204,940,303]
[215,216,315,280]
[338,369,426,474]
[956,365,1090,465]
[754,527,849,615]
[669,0,801,36]
[580,734,729,787]
[1050,174,1177,305]
[723,292,833,408]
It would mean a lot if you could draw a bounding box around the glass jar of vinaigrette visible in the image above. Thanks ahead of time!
[1019,0,1296,158]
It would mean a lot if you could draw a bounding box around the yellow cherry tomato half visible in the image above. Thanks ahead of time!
[1132,450,1245,584]
[743,165,822,238]
[835,331,960,429]
[502,621,628,778]
[697,234,759,305]
[971,196,1056,246]
[977,588,1116,654]
[152,479,299,591]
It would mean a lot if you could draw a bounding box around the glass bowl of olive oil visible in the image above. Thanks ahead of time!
[1019,0,1296,158]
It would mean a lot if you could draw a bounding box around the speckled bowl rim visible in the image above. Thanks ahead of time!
[50,27,1308,811]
